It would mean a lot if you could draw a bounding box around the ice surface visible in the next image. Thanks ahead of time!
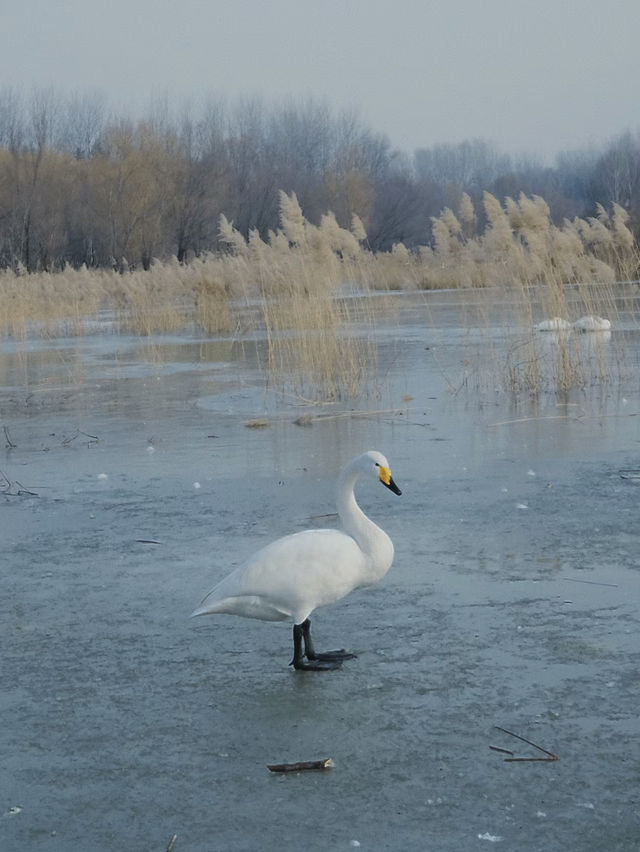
[2,290,640,851]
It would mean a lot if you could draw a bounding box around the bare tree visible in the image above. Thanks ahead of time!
[414,139,512,192]
[14,87,61,268]
[0,85,639,270]
[57,90,107,159]
[589,131,640,231]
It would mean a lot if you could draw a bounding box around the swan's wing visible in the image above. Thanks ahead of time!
[193,529,367,622]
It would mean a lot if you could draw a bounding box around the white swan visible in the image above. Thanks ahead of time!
[536,317,572,331]
[573,315,611,331]
[191,450,402,670]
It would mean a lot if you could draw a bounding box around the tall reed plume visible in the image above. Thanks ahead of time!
[0,188,638,397]
[218,191,378,399]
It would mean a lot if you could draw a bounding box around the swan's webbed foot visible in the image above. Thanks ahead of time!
[290,656,343,671]
[290,619,356,671]
[307,649,358,662]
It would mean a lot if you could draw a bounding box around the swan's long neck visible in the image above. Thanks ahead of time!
[336,464,394,581]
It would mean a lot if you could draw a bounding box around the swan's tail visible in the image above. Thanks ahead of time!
[190,594,291,622]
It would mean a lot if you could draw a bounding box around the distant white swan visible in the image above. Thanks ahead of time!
[573,315,611,331]
[536,317,572,331]
[191,451,402,670]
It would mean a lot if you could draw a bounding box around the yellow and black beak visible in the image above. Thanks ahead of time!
[379,466,402,496]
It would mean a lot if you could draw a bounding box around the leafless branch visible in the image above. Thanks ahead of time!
[267,758,333,773]
[0,470,38,497]
[3,426,16,448]
[61,429,99,446]
[492,726,559,762]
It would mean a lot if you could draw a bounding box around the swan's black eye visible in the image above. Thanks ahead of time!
[374,462,380,467]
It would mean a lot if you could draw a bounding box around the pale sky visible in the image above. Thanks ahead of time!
[1,0,639,160]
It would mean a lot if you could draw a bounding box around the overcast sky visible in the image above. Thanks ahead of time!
[1,0,638,160]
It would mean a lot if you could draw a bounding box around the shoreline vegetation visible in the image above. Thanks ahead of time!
[1,190,639,398]
[1,90,639,396]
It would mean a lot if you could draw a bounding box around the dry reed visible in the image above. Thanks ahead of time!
[218,191,379,399]
[0,189,638,398]
[421,193,639,394]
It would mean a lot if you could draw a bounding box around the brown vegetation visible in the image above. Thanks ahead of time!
[1,87,640,273]
[0,187,638,398]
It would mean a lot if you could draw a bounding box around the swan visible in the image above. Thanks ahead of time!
[191,450,402,670]
[536,317,572,331]
[573,315,611,331]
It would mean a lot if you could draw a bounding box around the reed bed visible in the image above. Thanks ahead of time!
[0,190,638,398]
[217,192,379,399]
[420,193,639,394]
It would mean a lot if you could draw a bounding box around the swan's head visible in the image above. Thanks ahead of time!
[360,450,402,496]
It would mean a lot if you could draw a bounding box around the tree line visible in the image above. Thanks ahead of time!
[0,87,638,272]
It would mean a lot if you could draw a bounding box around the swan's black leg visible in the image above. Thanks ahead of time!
[290,621,345,671]
[301,618,357,663]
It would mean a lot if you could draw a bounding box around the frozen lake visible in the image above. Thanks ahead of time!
[2,291,640,851]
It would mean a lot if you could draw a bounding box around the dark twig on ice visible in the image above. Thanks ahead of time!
[566,577,618,588]
[3,426,16,448]
[488,745,515,756]
[0,470,38,497]
[166,834,178,852]
[14,480,38,496]
[492,727,559,762]
[267,758,333,773]
[135,539,163,545]
[61,429,99,447]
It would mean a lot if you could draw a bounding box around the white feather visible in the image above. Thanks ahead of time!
[191,451,398,626]
[536,317,571,331]
[573,315,611,331]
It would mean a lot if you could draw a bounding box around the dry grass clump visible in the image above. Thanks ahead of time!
[468,272,624,395]
[1,186,638,399]
[0,264,105,338]
[0,255,238,339]
[218,191,378,399]
[355,242,423,291]
[411,192,638,394]
[113,264,189,336]
[365,188,636,296]
[0,192,381,399]
[417,192,639,290]
[114,256,235,336]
